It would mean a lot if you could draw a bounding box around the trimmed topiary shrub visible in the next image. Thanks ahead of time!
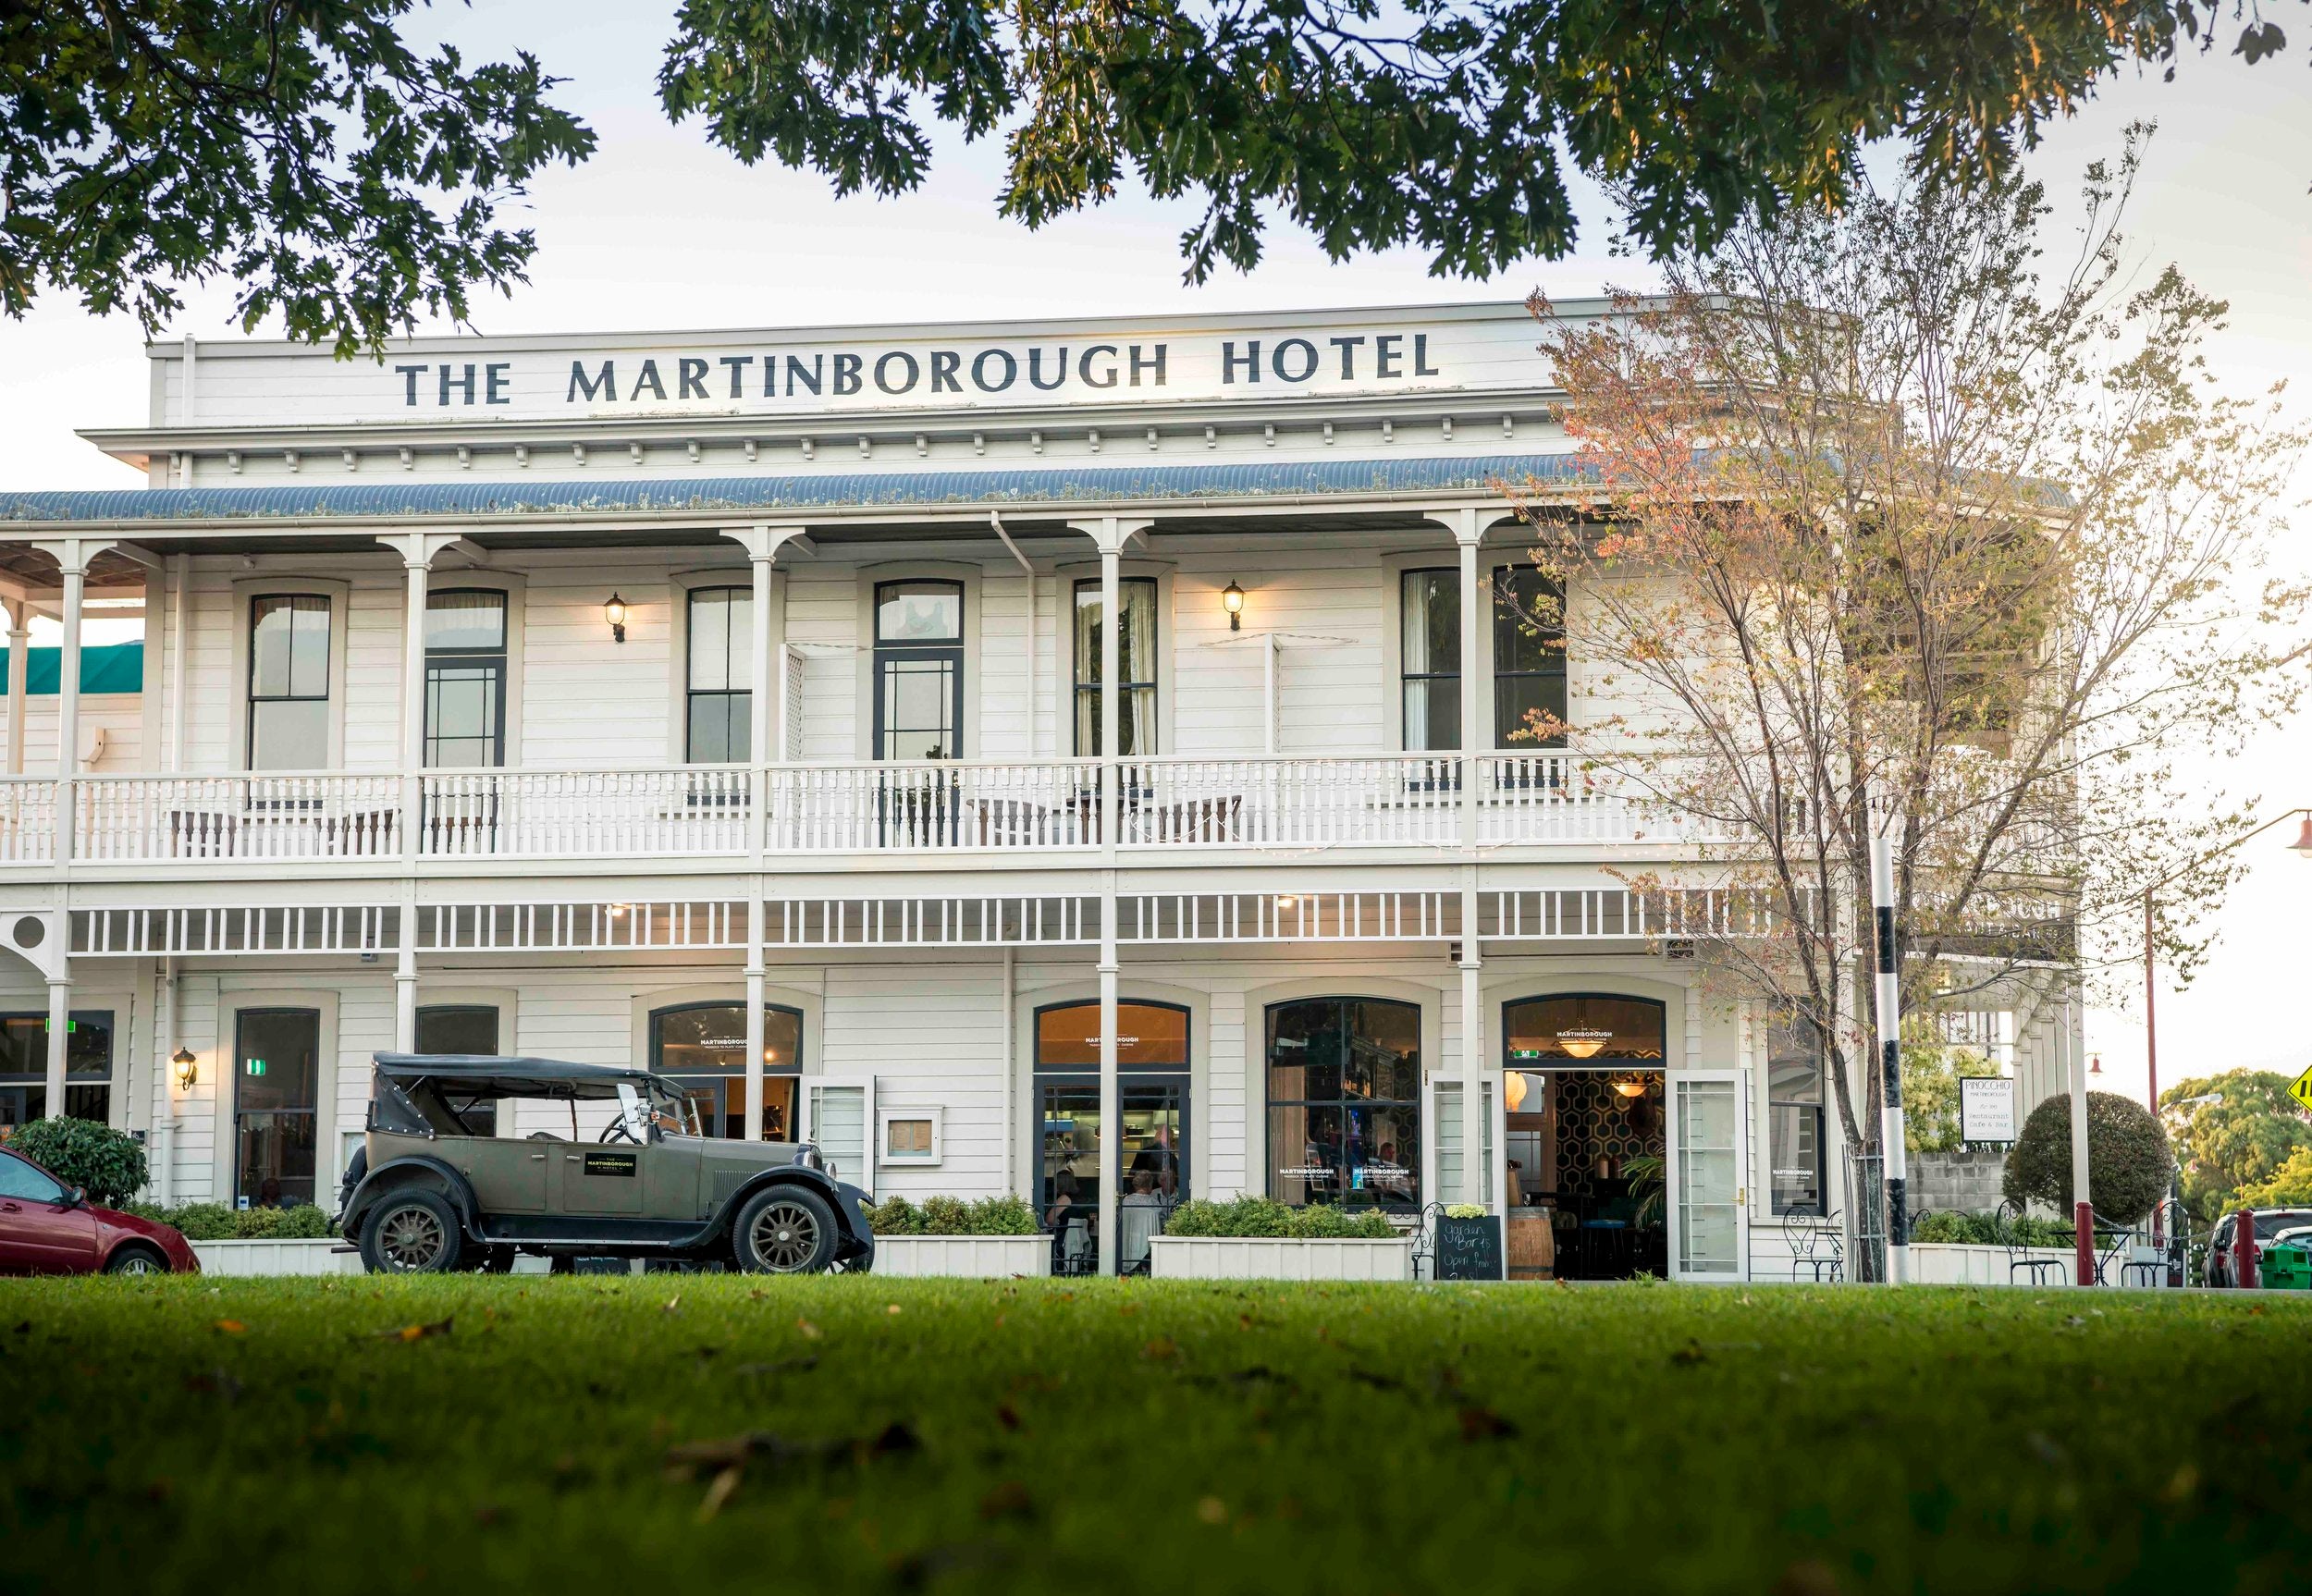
[114,1201,336,1240]
[2003,1091,2172,1225]
[867,1194,1041,1236]
[1162,1196,1396,1240]
[6,1117,148,1207]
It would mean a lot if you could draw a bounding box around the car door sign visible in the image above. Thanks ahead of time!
[583,1150,639,1178]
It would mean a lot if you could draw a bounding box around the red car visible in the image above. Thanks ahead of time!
[0,1146,201,1275]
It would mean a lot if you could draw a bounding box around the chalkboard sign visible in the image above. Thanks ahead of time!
[1433,1215,1504,1281]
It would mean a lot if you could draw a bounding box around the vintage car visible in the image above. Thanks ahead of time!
[338,1053,875,1274]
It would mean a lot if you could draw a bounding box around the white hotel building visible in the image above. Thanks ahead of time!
[0,301,2074,1277]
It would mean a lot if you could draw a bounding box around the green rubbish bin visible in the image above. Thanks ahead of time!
[2258,1242,2311,1291]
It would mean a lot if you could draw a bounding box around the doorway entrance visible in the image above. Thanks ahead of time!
[1502,995,1669,1280]
[1032,1001,1189,1274]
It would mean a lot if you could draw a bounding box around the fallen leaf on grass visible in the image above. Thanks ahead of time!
[1457,1406,1518,1442]
[1196,1496,1228,1525]
[214,1320,247,1335]
[1772,1559,1842,1596]
[886,1304,902,1316]
[1142,1337,1179,1361]
[375,1317,453,1343]
[995,1403,1020,1430]
[697,1466,744,1523]
[795,1318,823,1339]
[663,1295,682,1314]
[2159,1462,2201,1504]
[978,1480,1034,1520]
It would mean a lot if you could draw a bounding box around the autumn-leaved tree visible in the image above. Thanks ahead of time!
[1506,130,2305,1271]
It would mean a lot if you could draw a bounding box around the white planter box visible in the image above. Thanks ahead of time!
[191,1238,362,1277]
[1147,1234,1413,1282]
[1906,1242,2081,1287]
[870,1234,1050,1278]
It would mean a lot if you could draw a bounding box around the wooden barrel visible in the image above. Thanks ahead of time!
[1506,1210,1556,1279]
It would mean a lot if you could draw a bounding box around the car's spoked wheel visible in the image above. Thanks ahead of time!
[748,1200,821,1271]
[372,1201,453,1272]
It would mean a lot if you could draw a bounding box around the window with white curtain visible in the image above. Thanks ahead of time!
[1072,576,1158,756]
[1399,568,1459,751]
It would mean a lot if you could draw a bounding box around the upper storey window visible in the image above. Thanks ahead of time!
[424,590,508,768]
[686,587,753,763]
[247,595,332,770]
[1073,577,1158,756]
[1399,569,1458,752]
[1493,566,1567,748]
[873,580,964,760]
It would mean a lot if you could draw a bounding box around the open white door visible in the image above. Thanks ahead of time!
[801,1074,877,1197]
[1669,1071,1747,1281]
[1426,1075,1496,1211]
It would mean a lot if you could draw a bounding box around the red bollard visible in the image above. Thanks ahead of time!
[2075,1200,2096,1287]
[2233,1208,2259,1290]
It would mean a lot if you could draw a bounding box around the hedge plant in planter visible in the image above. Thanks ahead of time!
[6,1118,147,1207]
[115,1201,336,1240]
[867,1195,1039,1236]
[2003,1091,2172,1225]
[1162,1196,1396,1240]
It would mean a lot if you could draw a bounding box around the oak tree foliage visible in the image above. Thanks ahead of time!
[0,0,594,354]
[658,1,2312,283]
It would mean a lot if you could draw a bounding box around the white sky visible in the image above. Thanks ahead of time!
[2,4,2306,1099]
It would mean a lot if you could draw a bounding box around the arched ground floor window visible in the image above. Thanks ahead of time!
[1033,1000,1189,1275]
[1264,997,1421,1211]
[648,1001,805,1140]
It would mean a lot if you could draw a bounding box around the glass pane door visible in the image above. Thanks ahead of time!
[1674,1075,1742,1278]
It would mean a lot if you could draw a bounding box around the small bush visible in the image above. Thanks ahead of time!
[6,1118,148,1207]
[1162,1196,1396,1240]
[1907,1209,2074,1247]
[2004,1092,2172,1225]
[867,1194,1040,1236]
[115,1200,335,1241]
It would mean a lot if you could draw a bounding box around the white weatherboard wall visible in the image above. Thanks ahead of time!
[0,694,144,772]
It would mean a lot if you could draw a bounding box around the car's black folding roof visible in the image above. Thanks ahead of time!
[371,1053,651,1099]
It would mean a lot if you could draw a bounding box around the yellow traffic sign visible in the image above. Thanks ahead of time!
[2292,1066,2312,1111]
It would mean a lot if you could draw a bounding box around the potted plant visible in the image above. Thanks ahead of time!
[867,1194,1049,1277]
[1148,1196,1412,1281]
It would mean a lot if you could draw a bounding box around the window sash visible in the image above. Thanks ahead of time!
[1073,578,1159,756]
[875,580,963,644]
[248,595,331,770]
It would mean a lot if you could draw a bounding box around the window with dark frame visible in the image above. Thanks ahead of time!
[423,589,508,767]
[247,594,332,770]
[234,1007,319,1209]
[1492,564,1568,747]
[647,1001,806,1141]
[1265,997,1421,1211]
[872,580,964,760]
[1399,569,1460,752]
[413,1004,500,1135]
[0,1011,114,1127]
[686,586,754,763]
[1033,1001,1191,1272]
[1767,1022,1827,1216]
[1072,577,1159,756]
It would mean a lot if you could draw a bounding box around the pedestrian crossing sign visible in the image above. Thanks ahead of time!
[2292,1067,2312,1111]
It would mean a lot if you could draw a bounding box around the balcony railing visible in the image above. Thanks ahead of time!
[23,755,1736,866]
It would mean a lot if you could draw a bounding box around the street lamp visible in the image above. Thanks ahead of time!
[2142,807,2310,1115]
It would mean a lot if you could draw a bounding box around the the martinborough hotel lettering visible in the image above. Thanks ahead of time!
[388,332,1446,411]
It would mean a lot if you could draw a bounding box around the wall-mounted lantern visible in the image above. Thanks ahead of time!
[172,1047,198,1091]
[604,593,629,643]
[1221,580,1246,632]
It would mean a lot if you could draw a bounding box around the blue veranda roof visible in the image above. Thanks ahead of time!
[0,453,1590,524]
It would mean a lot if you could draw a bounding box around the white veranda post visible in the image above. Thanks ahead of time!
[1457,515,1484,1202]
[1098,534,1123,1274]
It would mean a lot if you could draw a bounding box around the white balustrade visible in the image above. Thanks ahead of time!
[419,767,754,858]
[1475,754,1732,844]
[767,761,1101,853]
[1121,755,1464,847]
[10,756,1733,867]
[71,773,403,863]
[0,778,55,864]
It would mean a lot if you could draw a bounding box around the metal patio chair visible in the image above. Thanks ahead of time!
[1998,1199,2065,1285]
[1782,1209,1844,1283]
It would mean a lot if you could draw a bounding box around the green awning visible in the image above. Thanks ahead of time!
[0,642,144,694]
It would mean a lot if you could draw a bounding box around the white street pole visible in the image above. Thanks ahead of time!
[1869,826,1909,1284]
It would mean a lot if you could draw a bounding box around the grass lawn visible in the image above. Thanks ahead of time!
[2,1276,2307,1595]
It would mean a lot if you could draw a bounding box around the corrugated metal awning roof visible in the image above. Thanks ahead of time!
[0,453,1589,525]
